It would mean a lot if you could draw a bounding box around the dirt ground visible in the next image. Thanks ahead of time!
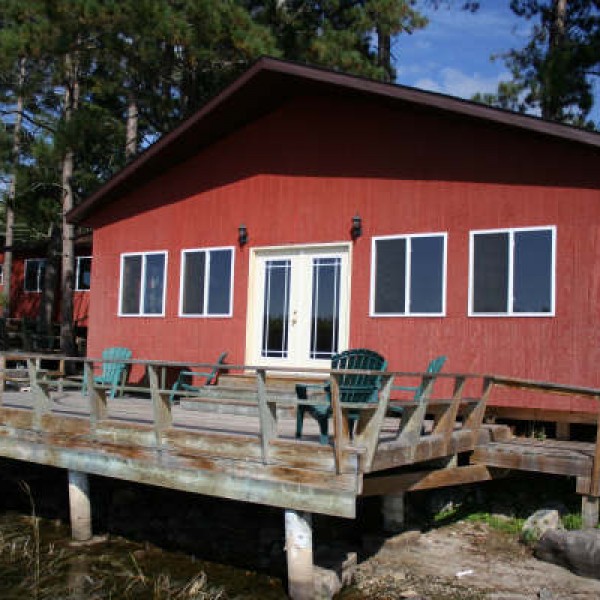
[345,521,600,600]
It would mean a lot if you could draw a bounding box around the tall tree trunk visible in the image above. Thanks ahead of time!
[39,224,61,340]
[543,0,568,120]
[3,57,26,319]
[377,27,392,83]
[125,89,138,160]
[60,52,79,356]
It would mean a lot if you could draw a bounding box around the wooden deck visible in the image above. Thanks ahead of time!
[0,355,598,520]
[2,354,600,599]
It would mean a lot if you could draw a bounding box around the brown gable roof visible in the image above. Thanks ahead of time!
[68,56,600,225]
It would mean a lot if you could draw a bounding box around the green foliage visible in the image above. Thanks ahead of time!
[465,512,525,535]
[473,0,599,128]
[243,0,427,82]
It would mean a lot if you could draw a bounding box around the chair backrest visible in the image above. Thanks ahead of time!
[206,351,228,385]
[414,355,447,400]
[101,347,132,383]
[332,348,387,404]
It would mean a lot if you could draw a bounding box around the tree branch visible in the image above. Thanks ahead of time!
[0,108,57,134]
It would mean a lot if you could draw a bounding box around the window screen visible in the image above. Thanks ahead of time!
[473,232,509,313]
[76,257,92,291]
[24,259,46,293]
[181,248,233,316]
[471,228,554,315]
[373,234,445,316]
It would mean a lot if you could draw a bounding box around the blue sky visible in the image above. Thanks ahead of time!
[393,2,599,123]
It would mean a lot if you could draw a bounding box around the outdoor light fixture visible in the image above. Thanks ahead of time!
[238,224,248,246]
[351,214,362,240]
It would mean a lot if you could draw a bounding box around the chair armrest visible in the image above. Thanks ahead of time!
[391,385,419,392]
[179,370,215,379]
[295,382,330,399]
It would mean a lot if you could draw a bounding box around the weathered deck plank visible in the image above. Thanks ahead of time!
[471,439,595,479]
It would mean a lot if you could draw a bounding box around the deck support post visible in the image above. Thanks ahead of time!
[68,470,92,541]
[382,493,405,533]
[581,495,599,529]
[285,509,314,600]
[556,422,570,440]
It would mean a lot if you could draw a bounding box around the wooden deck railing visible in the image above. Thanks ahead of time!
[2,353,599,522]
[0,353,492,473]
[487,375,600,498]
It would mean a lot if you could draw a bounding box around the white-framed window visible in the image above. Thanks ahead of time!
[179,247,234,317]
[24,258,46,293]
[370,233,447,316]
[469,226,556,317]
[119,251,167,317]
[75,256,92,291]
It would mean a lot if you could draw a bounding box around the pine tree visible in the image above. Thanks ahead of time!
[473,0,599,128]
[243,0,427,81]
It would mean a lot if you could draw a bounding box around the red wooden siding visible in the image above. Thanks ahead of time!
[84,94,600,412]
[0,250,91,326]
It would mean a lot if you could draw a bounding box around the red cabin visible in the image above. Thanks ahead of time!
[67,58,600,415]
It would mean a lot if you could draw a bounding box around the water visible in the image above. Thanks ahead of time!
[0,459,289,599]
[0,511,287,599]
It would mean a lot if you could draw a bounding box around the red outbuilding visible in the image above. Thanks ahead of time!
[0,237,91,328]
[67,58,600,415]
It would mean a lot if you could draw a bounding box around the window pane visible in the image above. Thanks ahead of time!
[121,256,142,314]
[410,236,444,313]
[207,250,232,315]
[25,262,38,292]
[473,233,508,313]
[77,257,91,290]
[182,251,206,314]
[310,257,341,359]
[39,260,46,290]
[375,238,406,313]
[261,260,290,358]
[143,254,165,314]
[514,230,553,313]
[25,259,45,292]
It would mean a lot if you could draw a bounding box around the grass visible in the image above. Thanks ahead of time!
[427,474,598,537]
[0,512,225,600]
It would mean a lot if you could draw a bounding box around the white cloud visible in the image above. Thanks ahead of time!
[413,77,442,94]
[415,67,510,100]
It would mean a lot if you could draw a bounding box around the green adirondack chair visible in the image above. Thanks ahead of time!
[169,351,228,404]
[387,355,447,416]
[295,348,387,445]
[89,347,132,399]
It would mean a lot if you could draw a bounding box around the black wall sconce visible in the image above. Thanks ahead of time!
[238,223,248,246]
[351,214,362,240]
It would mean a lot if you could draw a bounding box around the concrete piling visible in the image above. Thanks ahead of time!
[285,509,314,599]
[68,470,92,541]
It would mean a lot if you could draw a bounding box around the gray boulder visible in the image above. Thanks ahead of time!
[534,529,600,580]
[521,509,563,542]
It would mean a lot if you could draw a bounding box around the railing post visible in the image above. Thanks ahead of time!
[464,376,493,444]
[589,396,600,499]
[257,369,276,464]
[330,373,350,474]
[0,355,5,406]
[148,364,172,448]
[396,375,429,458]
[355,374,393,472]
[433,375,466,451]
[85,360,107,431]
[27,358,51,430]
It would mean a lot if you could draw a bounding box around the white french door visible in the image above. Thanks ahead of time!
[247,245,350,369]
